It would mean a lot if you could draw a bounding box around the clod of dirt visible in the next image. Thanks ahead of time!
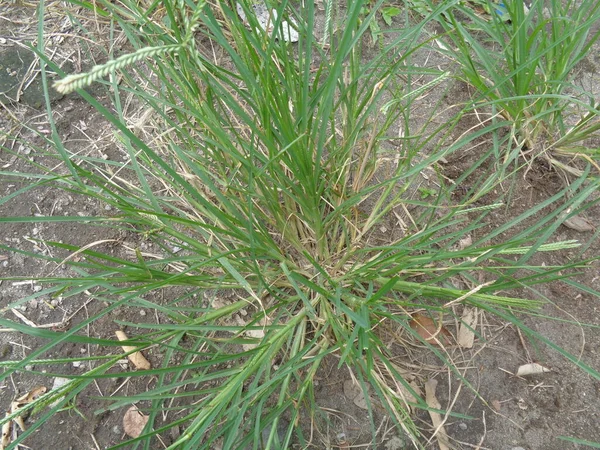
[563,214,595,232]
[384,435,406,450]
[0,46,63,108]
[0,343,12,360]
[343,379,371,410]
[491,399,502,411]
[122,405,149,438]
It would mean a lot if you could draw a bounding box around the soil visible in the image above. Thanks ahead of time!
[1,2,599,450]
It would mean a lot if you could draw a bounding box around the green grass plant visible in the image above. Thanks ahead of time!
[1,0,600,449]
[436,0,600,171]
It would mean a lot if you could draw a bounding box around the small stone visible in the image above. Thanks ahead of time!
[1,261,7,268]
[80,348,86,354]
[50,299,59,307]
[49,377,71,407]
[458,422,467,430]
[25,364,34,371]
[139,309,147,317]
[104,204,111,210]
[33,285,42,292]
[112,425,121,434]
[170,425,181,441]
[32,227,39,235]
[72,361,82,368]
[239,308,247,317]
[384,436,406,450]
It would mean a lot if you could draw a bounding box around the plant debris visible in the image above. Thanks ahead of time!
[563,214,595,232]
[516,362,551,377]
[115,330,151,370]
[1,386,47,450]
[424,379,450,450]
[457,307,477,348]
[409,313,453,346]
[122,405,149,439]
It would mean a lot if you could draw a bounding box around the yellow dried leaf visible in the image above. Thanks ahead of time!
[123,405,149,438]
[424,379,450,450]
[115,330,151,370]
[457,308,477,348]
[409,313,452,346]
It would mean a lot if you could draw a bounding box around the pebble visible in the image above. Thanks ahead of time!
[72,361,83,368]
[1,261,7,268]
[139,309,147,317]
[33,285,42,292]
[32,227,39,235]
[25,364,34,371]
[104,204,111,211]
[112,425,121,434]
[49,377,71,407]
[458,422,467,430]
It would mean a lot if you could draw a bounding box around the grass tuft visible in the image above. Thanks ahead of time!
[1,0,599,448]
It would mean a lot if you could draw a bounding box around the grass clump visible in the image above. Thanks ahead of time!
[437,0,600,172]
[1,0,599,448]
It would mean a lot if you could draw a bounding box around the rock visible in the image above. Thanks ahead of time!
[384,436,406,450]
[0,45,64,108]
[49,377,71,407]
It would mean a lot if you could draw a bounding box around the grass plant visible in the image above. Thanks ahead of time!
[1,0,599,448]
[436,0,600,172]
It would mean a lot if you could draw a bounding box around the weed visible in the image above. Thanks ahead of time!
[1,0,599,449]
